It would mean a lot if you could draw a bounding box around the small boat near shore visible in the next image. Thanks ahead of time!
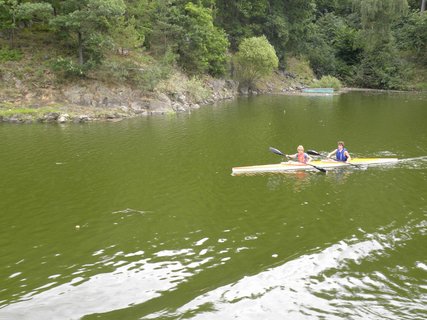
[232,158,399,175]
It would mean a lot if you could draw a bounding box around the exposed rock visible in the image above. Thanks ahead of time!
[129,101,146,114]
[239,86,249,95]
[78,115,90,122]
[175,104,188,112]
[42,112,59,122]
[62,84,139,109]
[57,113,69,123]
[177,94,187,104]
[147,97,173,114]
[9,117,20,123]
[1,76,246,123]
[209,79,226,91]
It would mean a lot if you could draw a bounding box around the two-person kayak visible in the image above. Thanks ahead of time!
[232,158,398,175]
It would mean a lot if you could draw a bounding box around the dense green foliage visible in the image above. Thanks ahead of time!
[0,0,53,47]
[312,75,342,90]
[234,36,278,88]
[49,0,126,66]
[173,2,229,76]
[0,0,426,90]
[0,46,23,61]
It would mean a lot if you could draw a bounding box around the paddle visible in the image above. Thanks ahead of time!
[269,147,327,173]
[307,149,360,168]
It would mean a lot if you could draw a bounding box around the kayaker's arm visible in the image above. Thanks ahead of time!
[344,151,351,162]
[327,149,337,158]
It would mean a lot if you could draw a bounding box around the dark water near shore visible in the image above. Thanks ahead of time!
[0,91,426,319]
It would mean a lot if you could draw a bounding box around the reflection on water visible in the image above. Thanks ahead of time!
[328,168,353,185]
[0,254,188,319]
[266,171,314,192]
[141,219,426,320]
[266,169,354,192]
[1,216,425,320]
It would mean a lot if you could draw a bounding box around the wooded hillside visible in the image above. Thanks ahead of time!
[1,0,426,90]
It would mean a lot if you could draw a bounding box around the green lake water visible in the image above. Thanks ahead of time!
[0,91,426,319]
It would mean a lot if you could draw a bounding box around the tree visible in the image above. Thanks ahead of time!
[214,0,269,51]
[234,36,279,88]
[280,0,317,54]
[394,10,427,63]
[355,40,404,89]
[0,0,53,48]
[357,0,408,46]
[122,0,152,47]
[146,1,228,76]
[354,0,409,88]
[111,16,142,55]
[308,12,362,81]
[143,0,183,56]
[50,0,125,66]
[214,0,317,69]
[176,2,229,76]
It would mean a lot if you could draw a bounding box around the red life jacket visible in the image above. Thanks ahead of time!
[297,152,307,163]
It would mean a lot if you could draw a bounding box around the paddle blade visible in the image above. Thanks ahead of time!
[311,165,327,173]
[307,150,322,156]
[269,147,285,157]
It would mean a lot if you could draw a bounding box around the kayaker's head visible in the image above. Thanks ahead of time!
[337,141,345,150]
[297,145,304,154]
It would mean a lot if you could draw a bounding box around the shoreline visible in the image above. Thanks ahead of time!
[0,78,240,124]
[0,83,424,124]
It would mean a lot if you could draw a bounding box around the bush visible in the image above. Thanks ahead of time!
[94,60,171,91]
[183,77,211,102]
[355,42,405,89]
[312,75,342,90]
[155,74,211,103]
[0,48,23,62]
[285,56,315,82]
[234,36,279,88]
[51,57,86,78]
[85,49,175,90]
[136,64,168,91]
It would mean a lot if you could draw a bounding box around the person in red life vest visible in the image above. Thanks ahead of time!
[287,145,312,164]
[327,141,351,162]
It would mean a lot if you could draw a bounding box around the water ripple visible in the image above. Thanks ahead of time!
[141,220,426,320]
[0,252,194,319]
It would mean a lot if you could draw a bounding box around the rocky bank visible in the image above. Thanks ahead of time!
[0,78,239,123]
[0,71,308,123]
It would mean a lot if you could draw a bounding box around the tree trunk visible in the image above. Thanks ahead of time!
[10,14,16,48]
[422,0,426,12]
[78,31,84,65]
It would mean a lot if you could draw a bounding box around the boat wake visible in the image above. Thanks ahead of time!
[398,155,427,163]
[112,208,152,215]
[396,156,427,170]
[143,219,427,320]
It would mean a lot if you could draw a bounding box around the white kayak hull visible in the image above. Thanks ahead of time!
[232,158,399,175]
